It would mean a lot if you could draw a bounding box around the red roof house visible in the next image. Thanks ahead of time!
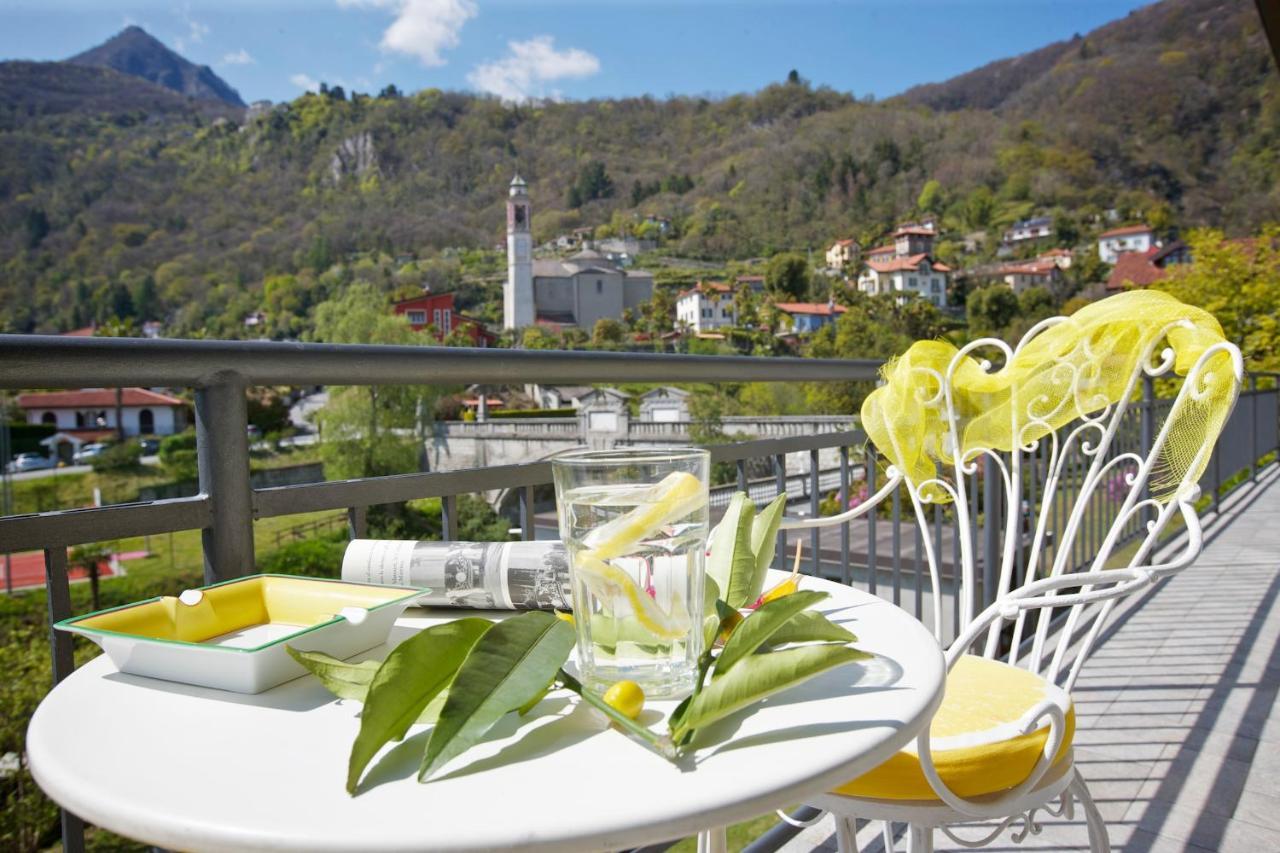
[392,291,495,347]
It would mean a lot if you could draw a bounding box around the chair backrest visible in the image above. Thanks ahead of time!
[890,317,1244,693]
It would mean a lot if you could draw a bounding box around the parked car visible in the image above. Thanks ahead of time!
[7,452,56,473]
[138,438,160,455]
[72,443,109,465]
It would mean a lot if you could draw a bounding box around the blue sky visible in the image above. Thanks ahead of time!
[2,0,1152,104]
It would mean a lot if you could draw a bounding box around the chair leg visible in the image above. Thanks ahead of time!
[696,827,727,853]
[1068,771,1111,853]
[906,823,933,853]
[834,813,858,853]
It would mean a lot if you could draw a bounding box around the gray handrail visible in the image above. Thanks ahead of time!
[0,335,883,388]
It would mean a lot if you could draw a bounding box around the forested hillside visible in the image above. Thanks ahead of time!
[0,0,1276,337]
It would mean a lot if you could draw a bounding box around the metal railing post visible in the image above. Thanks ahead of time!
[1250,375,1259,483]
[1140,375,1154,524]
[43,547,85,853]
[196,377,254,583]
[982,455,1000,612]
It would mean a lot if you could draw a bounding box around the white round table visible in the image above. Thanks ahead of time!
[29,571,944,852]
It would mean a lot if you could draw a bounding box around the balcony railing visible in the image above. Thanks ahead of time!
[0,333,1276,853]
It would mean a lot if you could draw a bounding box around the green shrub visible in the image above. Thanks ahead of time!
[158,431,198,480]
[257,532,347,578]
[89,441,142,472]
[488,407,576,419]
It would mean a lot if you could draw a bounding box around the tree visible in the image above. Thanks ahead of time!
[967,285,1021,336]
[765,253,809,301]
[1157,226,1280,371]
[591,317,625,349]
[567,161,614,208]
[310,284,440,479]
[132,274,160,321]
[69,542,112,611]
[963,187,996,231]
[917,179,944,214]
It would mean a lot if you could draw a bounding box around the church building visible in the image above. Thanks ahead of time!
[504,175,653,330]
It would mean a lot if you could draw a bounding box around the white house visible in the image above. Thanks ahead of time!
[857,254,950,308]
[1003,216,1053,246]
[1097,224,1155,264]
[19,388,186,437]
[825,239,860,272]
[504,176,652,330]
[995,257,1063,294]
[676,281,736,332]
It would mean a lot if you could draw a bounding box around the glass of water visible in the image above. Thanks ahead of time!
[552,447,710,699]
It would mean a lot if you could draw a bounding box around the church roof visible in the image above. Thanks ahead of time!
[510,174,526,187]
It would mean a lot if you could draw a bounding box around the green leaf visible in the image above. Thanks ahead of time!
[671,644,870,744]
[747,494,787,599]
[419,612,576,782]
[703,572,721,618]
[287,647,382,702]
[346,618,492,794]
[286,645,452,725]
[713,590,829,677]
[766,610,857,647]
[711,493,761,609]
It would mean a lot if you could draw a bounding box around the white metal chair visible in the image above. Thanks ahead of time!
[770,314,1244,852]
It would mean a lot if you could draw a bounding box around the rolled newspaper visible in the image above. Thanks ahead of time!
[341,539,573,611]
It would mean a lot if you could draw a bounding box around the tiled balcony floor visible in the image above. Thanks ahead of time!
[780,466,1280,852]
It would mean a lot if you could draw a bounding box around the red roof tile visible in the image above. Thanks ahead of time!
[1099,223,1153,239]
[1106,249,1166,291]
[774,302,848,316]
[17,388,185,409]
[866,253,944,273]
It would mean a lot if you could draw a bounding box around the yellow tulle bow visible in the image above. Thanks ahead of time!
[861,290,1239,503]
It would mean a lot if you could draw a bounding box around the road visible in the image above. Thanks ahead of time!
[6,455,160,481]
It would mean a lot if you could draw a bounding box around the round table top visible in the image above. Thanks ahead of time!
[29,571,944,852]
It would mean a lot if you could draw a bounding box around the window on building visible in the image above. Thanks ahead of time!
[138,408,154,435]
[442,312,451,333]
[41,411,56,425]
[432,309,442,328]
[908,276,917,288]
[407,310,426,325]
[596,280,603,294]
[702,308,711,318]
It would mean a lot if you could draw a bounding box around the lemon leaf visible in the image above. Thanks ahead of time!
[287,647,381,702]
[419,612,576,782]
[671,644,871,744]
[713,589,829,677]
[345,618,492,794]
[747,493,788,598]
[767,610,857,647]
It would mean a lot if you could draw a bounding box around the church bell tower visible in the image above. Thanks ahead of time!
[504,174,534,329]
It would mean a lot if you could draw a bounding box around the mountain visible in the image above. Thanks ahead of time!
[68,25,244,107]
[0,61,235,126]
[0,0,1276,338]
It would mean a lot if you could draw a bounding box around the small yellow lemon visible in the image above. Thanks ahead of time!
[555,610,575,626]
[602,680,645,720]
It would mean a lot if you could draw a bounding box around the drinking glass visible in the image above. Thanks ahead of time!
[552,447,710,699]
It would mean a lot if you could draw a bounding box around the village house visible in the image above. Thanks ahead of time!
[995,256,1065,294]
[825,238,860,272]
[19,388,188,462]
[858,255,950,308]
[392,290,495,346]
[1003,216,1054,246]
[676,281,736,333]
[773,301,848,334]
[1098,223,1156,264]
[1105,240,1191,291]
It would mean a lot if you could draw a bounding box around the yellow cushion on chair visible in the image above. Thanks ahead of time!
[834,655,1075,801]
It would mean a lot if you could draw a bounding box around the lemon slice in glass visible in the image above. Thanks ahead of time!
[576,553,691,641]
[582,471,706,559]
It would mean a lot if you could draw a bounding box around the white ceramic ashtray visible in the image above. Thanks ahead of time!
[56,574,423,694]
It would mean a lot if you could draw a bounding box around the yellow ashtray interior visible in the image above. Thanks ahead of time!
[70,575,414,649]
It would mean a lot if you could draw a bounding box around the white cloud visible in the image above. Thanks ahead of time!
[174,5,209,53]
[338,0,476,67]
[467,36,600,103]
[221,49,255,66]
[291,73,320,91]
